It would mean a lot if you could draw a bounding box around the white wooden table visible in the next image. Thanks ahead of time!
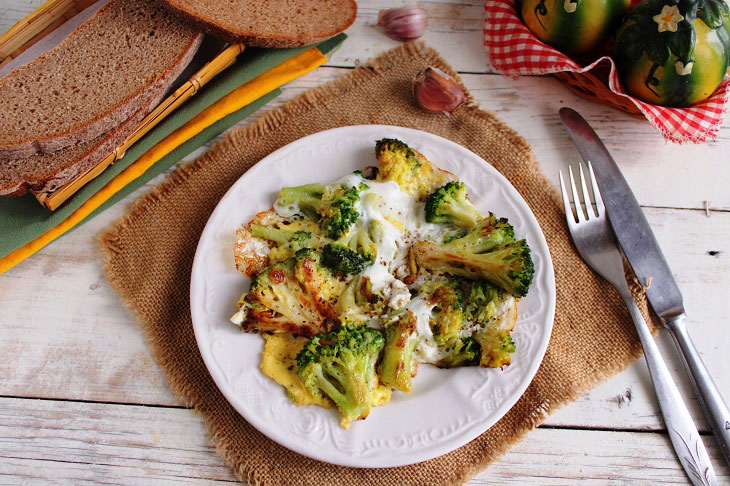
[1,1,730,484]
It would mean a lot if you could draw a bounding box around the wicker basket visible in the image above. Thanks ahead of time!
[552,69,643,119]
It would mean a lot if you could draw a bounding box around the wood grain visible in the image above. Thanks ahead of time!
[1,397,728,484]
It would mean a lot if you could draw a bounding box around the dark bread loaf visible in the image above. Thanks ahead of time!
[0,0,202,160]
[159,0,356,47]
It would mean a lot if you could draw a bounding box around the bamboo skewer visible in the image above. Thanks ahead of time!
[34,43,246,210]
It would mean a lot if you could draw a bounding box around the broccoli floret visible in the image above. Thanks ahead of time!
[297,325,385,427]
[240,249,342,336]
[319,183,367,240]
[375,138,453,199]
[475,329,515,368]
[436,337,480,368]
[276,183,328,220]
[379,311,419,393]
[321,243,371,275]
[319,218,382,275]
[414,238,534,298]
[334,276,386,321]
[425,182,482,228]
[250,224,310,251]
[463,280,511,324]
[275,182,366,239]
[445,214,515,253]
[332,218,383,265]
[420,278,464,346]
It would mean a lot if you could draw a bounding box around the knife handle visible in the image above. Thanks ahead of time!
[664,314,730,468]
[618,287,717,486]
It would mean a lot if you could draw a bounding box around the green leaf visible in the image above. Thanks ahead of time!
[617,24,645,59]
[666,24,696,61]
[645,33,671,64]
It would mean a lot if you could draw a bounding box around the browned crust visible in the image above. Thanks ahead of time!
[0,2,203,160]
[0,33,202,196]
[158,0,356,48]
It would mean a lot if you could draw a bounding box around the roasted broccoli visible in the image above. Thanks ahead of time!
[379,310,419,393]
[236,249,342,337]
[475,329,515,368]
[375,138,454,199]
[436,336,480,368]
[414,238,534,298]
[463,280,512,324]
[275,182,366,240]
[322,244,371,275]
[319,183,367,240]
[444,214,515,253]
[420,278,464,346]
[425,182,482,228]
[334,276,386,320]
[297,325,385,427]
[276,183,328,220]
[323,219,383,275]
[250,224,310,251]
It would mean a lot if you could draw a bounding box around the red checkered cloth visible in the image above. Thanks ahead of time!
[483,0,730,143]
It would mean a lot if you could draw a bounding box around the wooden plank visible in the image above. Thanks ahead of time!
[186,68,730,211]
[0,396,728,484]
[0,0,491,73]
[326,1,492,73]
[0,206,727,435]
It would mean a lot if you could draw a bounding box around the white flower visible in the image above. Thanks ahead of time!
[563,0,578,13]
[653,5,684,33]
[675,60,694,75]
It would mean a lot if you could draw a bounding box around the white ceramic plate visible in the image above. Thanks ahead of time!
[190,125,555,468]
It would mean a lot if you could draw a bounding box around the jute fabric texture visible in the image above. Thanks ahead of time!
[101,42,654,485]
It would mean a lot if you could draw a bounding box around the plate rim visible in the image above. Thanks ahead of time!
[190,124,556,468]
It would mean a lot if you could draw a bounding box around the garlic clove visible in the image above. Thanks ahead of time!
[378,4,428,42]
[413,67,467,113]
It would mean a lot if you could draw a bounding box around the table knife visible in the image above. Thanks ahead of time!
[560,107,730,472]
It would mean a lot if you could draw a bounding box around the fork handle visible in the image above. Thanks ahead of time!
[663,314,730,468]
[618,287,718,486]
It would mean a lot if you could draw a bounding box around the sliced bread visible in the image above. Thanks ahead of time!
[0,58,182,197]
[0,0,202,160]
[159,0,356,47]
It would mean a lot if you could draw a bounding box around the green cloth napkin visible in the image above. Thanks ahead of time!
[0,34,346,260]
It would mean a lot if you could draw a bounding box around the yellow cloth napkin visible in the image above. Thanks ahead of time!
[0,48,327,274]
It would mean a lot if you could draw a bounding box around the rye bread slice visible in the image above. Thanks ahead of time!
[0,45,187,198]
[0,0,202,160]
[159,0,356,47]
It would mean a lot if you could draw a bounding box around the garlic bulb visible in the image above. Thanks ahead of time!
[413,67,466,113]
[378,4,427,42]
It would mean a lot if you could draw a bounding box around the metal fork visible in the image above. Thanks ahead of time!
[560,163,717,486]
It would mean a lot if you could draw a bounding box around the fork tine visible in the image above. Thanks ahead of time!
[559,171,576,225]
[578,164,594,219]
[568,166,587,222]
[587,162,605,217]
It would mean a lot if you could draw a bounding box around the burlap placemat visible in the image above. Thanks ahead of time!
[100,42,655,485]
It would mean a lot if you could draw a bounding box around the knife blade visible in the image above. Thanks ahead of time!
[559,108,682,317]
[560,107,730,469]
